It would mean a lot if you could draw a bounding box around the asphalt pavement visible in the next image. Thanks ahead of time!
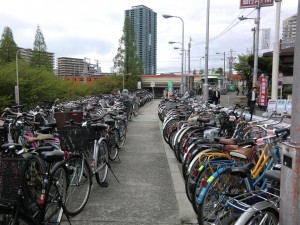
[62,99,198,225]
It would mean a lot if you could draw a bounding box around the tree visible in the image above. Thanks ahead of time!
[113,16,143,90]
[215,67,223,75]
[0,27,18,64]
[233,54,253,91]
[30,25,52,71]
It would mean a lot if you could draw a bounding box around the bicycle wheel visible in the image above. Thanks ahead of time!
[0,206,37,225]
[23,154,46,213]
[118,120,127,148]
[95,139,109,185]
[235,207,279,225]
[64,155,92,216]
[108,128,120,161]
[44,162,67,224]
[197,169,246,225]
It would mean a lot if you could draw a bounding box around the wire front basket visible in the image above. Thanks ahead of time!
[0,158,27,204]
[56,126,93,153]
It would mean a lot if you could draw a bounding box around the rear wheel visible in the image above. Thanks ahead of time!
[64,155,92,216]
[0,207,37,225]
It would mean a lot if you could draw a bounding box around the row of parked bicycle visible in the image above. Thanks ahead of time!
[0,90,153,225]
[158,96,290,225]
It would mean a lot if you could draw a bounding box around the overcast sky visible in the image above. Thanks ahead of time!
[0,0,298,74]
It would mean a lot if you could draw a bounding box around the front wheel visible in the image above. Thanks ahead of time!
[108,128,120,161]
[44,163,68,224]
[95,139,109,185]
[235,207,279,225]
[64,155,92,216]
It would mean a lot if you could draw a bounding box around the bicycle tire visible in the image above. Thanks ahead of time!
[95,139,109,185]
[108,128,120,161]
[197,168,246,225]
[64,155,92,216]
[0,206,37,225]
[43,162,68,224]
[118,120,127,148]
[23,154,46,214]
[235,207,279,225]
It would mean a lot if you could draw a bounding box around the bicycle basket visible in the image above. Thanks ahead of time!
[56,126,93,153]
[0,158,27,204]
[227,189,280,213]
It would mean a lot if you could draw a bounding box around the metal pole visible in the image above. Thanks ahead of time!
[253,3,261,87]
[223,52,226,77]
[280,1,300,224]
[123,74,124,91]
[181,18,185,95]
[271,0,281,100]
[203,0,210,102]
[251,27,256,55]
[15,49,21,105]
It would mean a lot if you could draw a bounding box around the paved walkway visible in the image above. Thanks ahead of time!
[63,99,197,225]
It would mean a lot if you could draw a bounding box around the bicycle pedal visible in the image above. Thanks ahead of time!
[100,181,109,188]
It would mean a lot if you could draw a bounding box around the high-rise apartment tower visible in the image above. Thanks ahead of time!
[282,14,297,49]
[125,5,157,75]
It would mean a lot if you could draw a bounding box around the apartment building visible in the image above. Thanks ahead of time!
[56,57,101,76]
[19,48,54,68]
[282,14,297,49]
[125,5,157,75]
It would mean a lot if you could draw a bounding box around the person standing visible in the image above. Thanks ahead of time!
[212,87,220,105]
[247,86,257,121]
[236,80,244,95]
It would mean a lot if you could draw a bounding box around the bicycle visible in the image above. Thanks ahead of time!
[195,126,289,224]
[0,145,71,225]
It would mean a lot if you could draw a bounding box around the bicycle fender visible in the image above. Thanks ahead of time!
[197,166,231,205]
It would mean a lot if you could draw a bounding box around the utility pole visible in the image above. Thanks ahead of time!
[188,36,191,92]
[280,1,300,224]
[251,27,256,55]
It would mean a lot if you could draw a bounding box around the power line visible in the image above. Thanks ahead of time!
[210,9,256,42]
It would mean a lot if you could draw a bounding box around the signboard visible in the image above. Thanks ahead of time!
[261,28,271,49]
[168,81,173,92]
[276,99,286,114]
[286,100,292,115]
[258,75,268,106]
[240,0,274,8]
[267,100,277,116]
[137,81,141,89]
[150,81,155,87]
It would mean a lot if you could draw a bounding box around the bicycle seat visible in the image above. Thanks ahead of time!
[1,143,23,151]
[230,162,255,178]
[41,150,64,163]
[104,119,115,126]
[216,138,238,145]
[228,147,254,160]
[91,123,107,131]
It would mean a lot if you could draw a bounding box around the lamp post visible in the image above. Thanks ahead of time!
[15,48,23,105]
[239,5,261,88]
[163,14,184,95]
[216,52,226,77]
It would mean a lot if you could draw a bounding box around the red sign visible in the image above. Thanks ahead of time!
[240,0,274,8]
[258,75,268,106]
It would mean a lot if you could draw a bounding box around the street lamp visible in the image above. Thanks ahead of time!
[239,6,261,88]
[216,52,226,77]
[15,48,25,105]
[163,14,184,95]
